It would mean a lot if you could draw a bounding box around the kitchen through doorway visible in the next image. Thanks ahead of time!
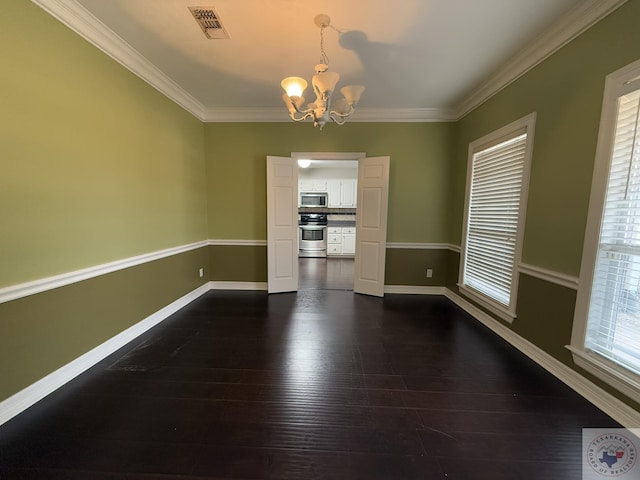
[297,156,357,291]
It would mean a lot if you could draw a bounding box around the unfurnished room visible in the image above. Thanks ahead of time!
[2,1,640,478]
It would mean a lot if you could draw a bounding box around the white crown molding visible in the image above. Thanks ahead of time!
[0,282,211,427]
[29,1,457,124]
[201,107,458,123]
[201,107,290,123]
[0,240,208,304]
[32,0,627,124]
[519,263,579,290]
[349,108,458,123]
[454,0,629,118]
[444,288,640,428]
[31,0,206,120]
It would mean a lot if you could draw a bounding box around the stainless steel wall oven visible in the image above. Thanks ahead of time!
[299,213,328,258]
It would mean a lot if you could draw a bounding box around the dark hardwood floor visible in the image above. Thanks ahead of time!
[0,289,620,479]
[299,258,354,291]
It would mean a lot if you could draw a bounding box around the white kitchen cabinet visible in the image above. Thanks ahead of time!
[328,233,342,244]
[327,179,357,208]
[327,226,342,256]
[326,226,356,256]
[327,243,342,255]
[340,180,357,208]
[299,179,327,192]
[327,180,342,207]
[342,227,356,255]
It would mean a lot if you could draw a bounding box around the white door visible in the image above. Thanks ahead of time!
[354,157,390,297]
[266,156,298,293]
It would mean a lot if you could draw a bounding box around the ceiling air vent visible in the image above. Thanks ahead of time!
[189,7,230,39]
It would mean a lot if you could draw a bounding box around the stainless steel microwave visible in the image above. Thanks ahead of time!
[299,192,328,207]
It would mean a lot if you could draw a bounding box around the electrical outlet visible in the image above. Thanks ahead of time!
[426,268,433,278]
[199,268,204,278]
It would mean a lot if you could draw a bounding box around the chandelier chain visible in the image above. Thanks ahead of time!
[319,25,329,66]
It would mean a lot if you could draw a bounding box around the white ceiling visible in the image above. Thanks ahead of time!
[35,0,625,121]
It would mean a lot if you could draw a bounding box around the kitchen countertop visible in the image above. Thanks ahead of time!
[328,221,355,226]
[299,207,356,215]
[327,213,355,228]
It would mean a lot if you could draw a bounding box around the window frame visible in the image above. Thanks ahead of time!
[458,113,537,323]
[569,58,640,402]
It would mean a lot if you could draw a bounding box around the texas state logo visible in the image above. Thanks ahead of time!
[583,429,640,478]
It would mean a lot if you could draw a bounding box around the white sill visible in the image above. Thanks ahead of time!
[566,345,640,404]
[457,284,516,323]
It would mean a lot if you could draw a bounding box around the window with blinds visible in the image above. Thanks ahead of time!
[459,114,535,321]
[585,87,640,375]
[571,59,640,400]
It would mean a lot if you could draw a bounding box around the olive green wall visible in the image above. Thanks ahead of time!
[204,122,455,244]
[385,249,448,287]
[0,248,208,400]
[0,2,208,401]
[4,0,640,415]
[209,245,268,282]
[204,122,455,286]
[450,1,640,276]
[0,1,208,288]
[449,1,640,410]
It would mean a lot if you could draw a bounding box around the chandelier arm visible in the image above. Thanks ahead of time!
[328,105,356,120]
[285,97,316,116]
[329,114,347,125]
[288,111,315,122]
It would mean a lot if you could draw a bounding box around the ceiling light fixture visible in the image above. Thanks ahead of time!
[297,159,312,168]
[281,14,365,130]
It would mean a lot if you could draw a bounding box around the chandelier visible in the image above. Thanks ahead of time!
[281,14,365,130]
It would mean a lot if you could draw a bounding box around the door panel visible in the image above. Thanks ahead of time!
[267,156,298,293]
[354,157,390,297]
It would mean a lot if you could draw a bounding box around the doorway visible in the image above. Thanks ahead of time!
[297,156,358,291]
[266,154,390,296]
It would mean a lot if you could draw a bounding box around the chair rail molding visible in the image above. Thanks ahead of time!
[0,241,209,304]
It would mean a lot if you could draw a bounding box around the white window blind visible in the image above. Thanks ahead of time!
[462,132,528,308]
[586,88,640,375]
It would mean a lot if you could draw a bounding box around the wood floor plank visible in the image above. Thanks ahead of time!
[0,289,622,479]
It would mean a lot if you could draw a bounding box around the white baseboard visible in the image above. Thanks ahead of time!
[384,285,446,295]
[0,282,211,427]
[444,288,640,428]
[4,280,638,430]
[209,281,268,291]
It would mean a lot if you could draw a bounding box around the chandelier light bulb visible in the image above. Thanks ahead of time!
[281,77,308,98]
